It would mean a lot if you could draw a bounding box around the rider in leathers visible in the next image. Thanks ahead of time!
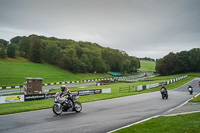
[160,85,167,94]
[60,85,71,97]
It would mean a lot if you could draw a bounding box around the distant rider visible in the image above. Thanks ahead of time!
[160,85,167,93]
[188,85,193,90]
[60,85,71,97]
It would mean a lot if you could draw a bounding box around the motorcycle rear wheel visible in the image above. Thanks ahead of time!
[166,94,168,99]
[53,104,62,115]
[74,102,82,112]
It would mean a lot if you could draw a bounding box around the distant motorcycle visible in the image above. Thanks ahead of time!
[53,92,82,115]
[198,81,200,87]
[160,88,168,99]
[188,86,193,95]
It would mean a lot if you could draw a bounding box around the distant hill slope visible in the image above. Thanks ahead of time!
[140,60,156,71]
[0,58,112,86]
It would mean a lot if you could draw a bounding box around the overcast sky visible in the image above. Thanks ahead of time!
[0,0,200,59]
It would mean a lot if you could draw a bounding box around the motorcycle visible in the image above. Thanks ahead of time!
[160,88,168,99]
[53,92,82,115]
[198,82,200,87]
[188,86,193,95]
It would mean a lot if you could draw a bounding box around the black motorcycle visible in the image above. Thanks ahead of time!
[160,88,168,99]
[188,86,193,95]
[53,92,82,115]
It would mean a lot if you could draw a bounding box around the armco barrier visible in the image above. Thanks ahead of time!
[137,75,187,91]
[142,85,146,90]
[137,85,143,91]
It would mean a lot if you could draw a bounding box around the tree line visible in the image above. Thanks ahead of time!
[139,57,155,62]
[155,48,200,75]
[0,35,140,73]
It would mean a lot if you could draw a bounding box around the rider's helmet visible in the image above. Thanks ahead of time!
[61,85,67,92]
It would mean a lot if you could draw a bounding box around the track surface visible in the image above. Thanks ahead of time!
[0,78,200,133]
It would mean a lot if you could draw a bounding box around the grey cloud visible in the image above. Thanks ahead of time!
[0,0,200,59]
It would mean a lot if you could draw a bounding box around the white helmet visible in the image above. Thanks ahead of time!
[61,85,67,92]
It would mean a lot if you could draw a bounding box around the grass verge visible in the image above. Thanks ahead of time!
[189,95,200,102]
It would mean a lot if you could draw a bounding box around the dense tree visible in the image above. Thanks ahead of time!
[188,48,200,72]
[10,36,22,44]
[155,58,164,75]
[0,39,9,48]
[29,37,43,63]
[162,52,176,75]
[121,59,131,73]
[80,54,92,72]
[102,48,124,72]
[156,48,200,75]
[18,37,30,58]
[5,34,140,73]
[43,42,60,65]
[0,43,7,59]
[174,51,190,74]
[92,57,107,73]
[155,52,176,76]
[130,57,140,72]
[140,57,155,61]
[64,48,79,72]
[7,44,16,58]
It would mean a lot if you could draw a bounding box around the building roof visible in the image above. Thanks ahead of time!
[25,77,43,80]
[109,72,122,76]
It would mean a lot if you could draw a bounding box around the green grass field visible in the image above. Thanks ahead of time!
[0,59,113,87]
[140,60,156,72]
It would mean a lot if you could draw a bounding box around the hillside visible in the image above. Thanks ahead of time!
[0,35,140,74]
[140,60,156,71]
[0,58,112,87]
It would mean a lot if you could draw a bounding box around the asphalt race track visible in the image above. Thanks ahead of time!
[0,78,200,133]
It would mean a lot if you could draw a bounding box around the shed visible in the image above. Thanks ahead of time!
[24,77,43,94]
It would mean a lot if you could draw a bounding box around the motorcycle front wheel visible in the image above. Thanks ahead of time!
[74,102,82,113]
[53,104,62,115]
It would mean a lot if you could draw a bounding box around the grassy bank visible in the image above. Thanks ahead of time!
[0,60,112,87]
[0,73,198,115]
[140,60,155,72]
[115,112,200,133]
